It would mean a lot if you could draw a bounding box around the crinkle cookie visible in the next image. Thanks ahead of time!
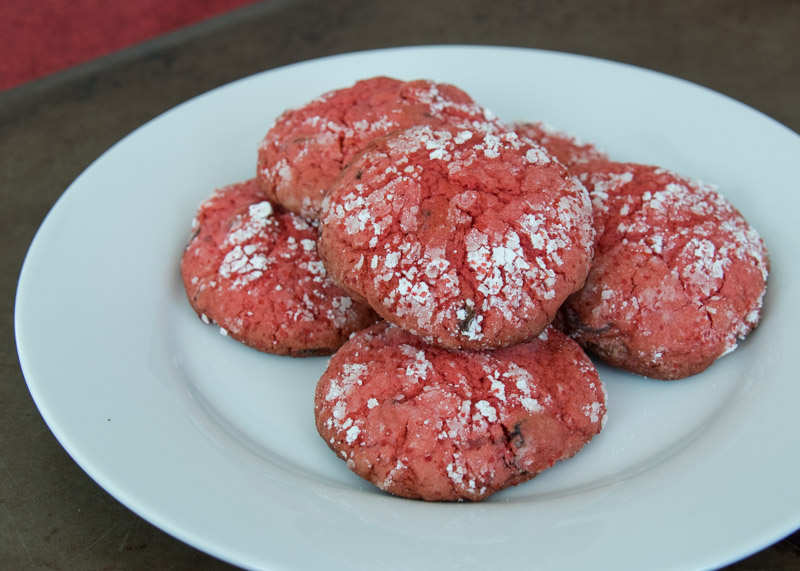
[318,125,594,351]
[314,322,607,501]
[180,179,378,356]
[511,121,607,168]
[256,76,502,219]
[560,161,769,379]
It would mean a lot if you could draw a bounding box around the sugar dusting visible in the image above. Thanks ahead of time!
[319,324,606,500]
[187,182,369,341]
[258,78,504,217]
[577,163,769,365]
[321,125,593,348]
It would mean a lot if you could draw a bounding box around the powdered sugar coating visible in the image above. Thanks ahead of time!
[318,125,594,350]
[257,77,503,219]
[511,121,607,168]
[181,179,378,356]
[560,161,769,379]
[314,322,607,501]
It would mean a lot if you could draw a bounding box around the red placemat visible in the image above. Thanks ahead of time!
[1,0,262,91]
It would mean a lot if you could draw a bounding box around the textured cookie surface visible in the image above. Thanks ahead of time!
[560,161,769,379]
[257,77,501,219]
[511,121,607,168]
[318,125,594,350]
[181,179,378,356]
[315,322,607,501]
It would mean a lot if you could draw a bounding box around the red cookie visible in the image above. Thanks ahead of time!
[181,179,378,356]
[315,322,607,502]
[511,121,607,168]
[318,125,594,351]
[256,76,502,219]
[560,161,769,379]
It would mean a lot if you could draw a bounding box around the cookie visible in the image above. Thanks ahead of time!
[256,76,502,219]
[318,125,594,351]
[180,179,378,356]
[315,322,607,501]
[560,161,769,379]
[511,121,607,168]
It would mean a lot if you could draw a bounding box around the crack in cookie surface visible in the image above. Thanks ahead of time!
[314,322,607,501]
[562,161,769,379]
[319,125,594,350]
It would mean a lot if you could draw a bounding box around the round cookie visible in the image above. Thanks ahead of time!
[560,161,769,379]
[257,76,502,219]
[181,179,378,356]
[511,121,607,168]
[315,322,607,502]
[318,125,594,351]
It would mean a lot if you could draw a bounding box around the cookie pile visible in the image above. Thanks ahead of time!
[180,76,769,501]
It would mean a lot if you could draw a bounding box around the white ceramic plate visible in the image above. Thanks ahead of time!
[15,46,800,571]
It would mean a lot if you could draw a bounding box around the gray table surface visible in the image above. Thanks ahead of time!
[3,0,799,569]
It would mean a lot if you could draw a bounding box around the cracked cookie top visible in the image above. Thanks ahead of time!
[314,321,606,501]
[256,76,502,219]
[561,161,769,379]
[180,179,378,356]
[317,124,594,350]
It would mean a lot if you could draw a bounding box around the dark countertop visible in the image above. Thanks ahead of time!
[3,1,799,569]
